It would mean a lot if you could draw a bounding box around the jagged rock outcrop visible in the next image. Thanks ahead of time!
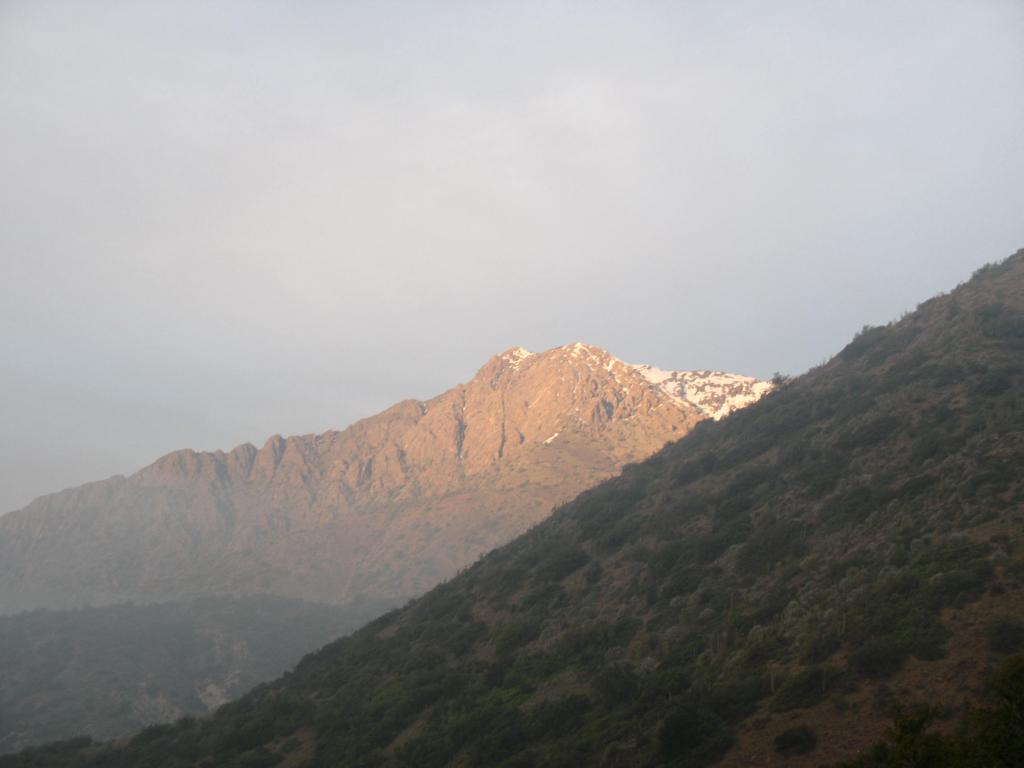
[0,343,769,613]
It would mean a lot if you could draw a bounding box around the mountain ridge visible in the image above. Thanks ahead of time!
[0,343,770,614]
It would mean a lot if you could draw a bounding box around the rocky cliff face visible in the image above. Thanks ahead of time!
[0,343,769,613]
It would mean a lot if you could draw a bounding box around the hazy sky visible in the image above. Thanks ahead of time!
[2,1,1022,513]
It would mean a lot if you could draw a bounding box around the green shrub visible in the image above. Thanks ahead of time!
[535,544,589,582]
[978,302,1024,345]
[850,638,907,679]
[839,325,886,361]
[736,519,806,575]
[774,724,817,756]
[706,677,766,722]
[495,619,542,655]
[973,373,1012,397]
[842,415,902,449]
[674,455,718,487]
[802,632,842,663]
[775,666,835,711]
[525,695,592,739]
[658,702,733,763]
[989,617,1024,654]
[593,663,639,707]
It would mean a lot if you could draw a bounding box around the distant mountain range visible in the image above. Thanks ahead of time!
[0,343,769,614]
[5,250,1020,767]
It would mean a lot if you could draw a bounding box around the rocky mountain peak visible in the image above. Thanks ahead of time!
[0,343,771,613]
[473,342,772,423]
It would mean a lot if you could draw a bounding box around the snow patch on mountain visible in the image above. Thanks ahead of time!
[500,346,534,369]
[630,364,772,420]
[497,342,771,421]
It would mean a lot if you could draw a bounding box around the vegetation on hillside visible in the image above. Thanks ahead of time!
[839,656,1024,767]
[0,596,388,754]
[2,251,1023,767]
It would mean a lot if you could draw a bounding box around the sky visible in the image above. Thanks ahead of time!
[1,1,1022,513]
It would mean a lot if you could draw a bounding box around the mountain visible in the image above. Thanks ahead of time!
[0,343,769,614]
[0,596,387,755]
[6,251,1021,768]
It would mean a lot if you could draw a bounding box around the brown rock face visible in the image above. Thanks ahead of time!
[0,343,769,613]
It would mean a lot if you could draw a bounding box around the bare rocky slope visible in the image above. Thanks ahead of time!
[0,344,769,614]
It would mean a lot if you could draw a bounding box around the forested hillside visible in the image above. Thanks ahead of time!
[5,251,1024,767]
